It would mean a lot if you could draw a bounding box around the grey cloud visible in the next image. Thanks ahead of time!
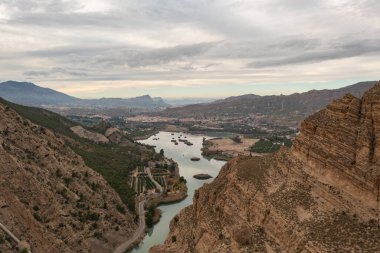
[1,0,380,91]
[248,40,380,68]
[123,42,218,68]
[24,67,88,77]
[27,42,218,68]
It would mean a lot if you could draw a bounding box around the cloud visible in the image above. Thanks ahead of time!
[248,39,380,68]
[0,0,379,98]
[24,67,88,78]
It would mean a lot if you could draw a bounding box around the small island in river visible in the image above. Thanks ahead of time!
[193,173,212,180]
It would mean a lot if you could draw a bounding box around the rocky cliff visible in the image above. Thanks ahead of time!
[152,83,380,253]
[0,102,137,252]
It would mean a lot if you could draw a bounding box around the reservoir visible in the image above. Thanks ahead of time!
[132,131,226,252]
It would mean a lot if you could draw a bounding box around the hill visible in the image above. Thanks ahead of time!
[0,81,169,109]
[152,82,380,253]
[160,81,377,127]
[0,98,157,211]
[0,99,140,252]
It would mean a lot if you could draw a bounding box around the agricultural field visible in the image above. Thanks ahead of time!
[154,176,167,190]
[131,173,166,195]
[144,176,156,190]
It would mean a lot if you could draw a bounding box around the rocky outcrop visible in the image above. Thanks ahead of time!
[70,125,109,143]
[292,84,380,209]
[0,103,137,253]
[152,82,380,253]
[104,128,123,144]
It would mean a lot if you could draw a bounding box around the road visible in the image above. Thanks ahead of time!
[113,200,146,253]
[0,222,31,253]
[146,167,163,193]
[0,222,20,244]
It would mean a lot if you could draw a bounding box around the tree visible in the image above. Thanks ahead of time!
[231,135,242,143]
[159,149,164,156]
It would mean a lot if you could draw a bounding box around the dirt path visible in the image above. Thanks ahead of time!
[146,167,163,193]
[113,200,146,253]
[0,222,31,253]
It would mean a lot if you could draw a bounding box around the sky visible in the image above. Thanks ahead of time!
[0,0,379,98]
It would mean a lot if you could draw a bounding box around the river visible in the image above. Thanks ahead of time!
[131,131,226,252]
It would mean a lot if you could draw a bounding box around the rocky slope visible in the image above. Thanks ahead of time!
[0,102,137,252]
[70,125,110,143]
[152,82,380,253]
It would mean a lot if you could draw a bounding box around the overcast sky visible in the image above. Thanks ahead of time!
[0,0,379,98]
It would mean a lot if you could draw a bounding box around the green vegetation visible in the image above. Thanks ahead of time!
[1,98,157,212]
[179,176,187,184]
[145,206,155,228]
[250,139,282,153]
[250,136,292,153]
[154,176,167,190]
[144,176,155,190]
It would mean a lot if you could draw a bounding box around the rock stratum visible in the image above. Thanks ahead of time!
[152,83,380,253]
[0,102,137,252]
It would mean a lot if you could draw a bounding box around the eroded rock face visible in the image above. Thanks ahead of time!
[152,82,380,253]
[0,103,136,253]
[292,84,380,208]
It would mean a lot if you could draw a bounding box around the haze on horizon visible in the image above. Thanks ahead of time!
[0,0,379,99]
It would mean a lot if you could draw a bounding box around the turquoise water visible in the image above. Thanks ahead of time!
[131,131,226,252]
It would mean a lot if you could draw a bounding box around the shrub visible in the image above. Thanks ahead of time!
[116,204,126,214]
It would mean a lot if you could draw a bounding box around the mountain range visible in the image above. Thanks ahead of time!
[0,81,169,109]
[160,81,378,127]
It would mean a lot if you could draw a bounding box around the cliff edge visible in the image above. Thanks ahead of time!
[151,82,380,253]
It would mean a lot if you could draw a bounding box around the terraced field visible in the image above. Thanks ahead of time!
[154,176,167,190]
[131,172,167,195]
[144,176,156,190]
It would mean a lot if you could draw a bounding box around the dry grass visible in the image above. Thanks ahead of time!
[207,137,258,155]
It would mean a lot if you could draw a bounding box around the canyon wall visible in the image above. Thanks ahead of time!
[151,83,380,253]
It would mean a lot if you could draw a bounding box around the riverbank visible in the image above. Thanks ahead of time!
[130,131,226,253]
[148,185,188,206]
[132,130,160,141]
[133,128,237,142]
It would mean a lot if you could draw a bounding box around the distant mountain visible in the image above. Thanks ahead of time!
[0,81,79,106]
[0,81,169,108]
[83,95,169,108]
[165,98,216,106]
[160,81,378,126]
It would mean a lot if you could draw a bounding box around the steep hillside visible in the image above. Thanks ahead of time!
[0,101,137,252]
[152,82,380,253]
[160,81,377,126]
[0,98,156,211]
